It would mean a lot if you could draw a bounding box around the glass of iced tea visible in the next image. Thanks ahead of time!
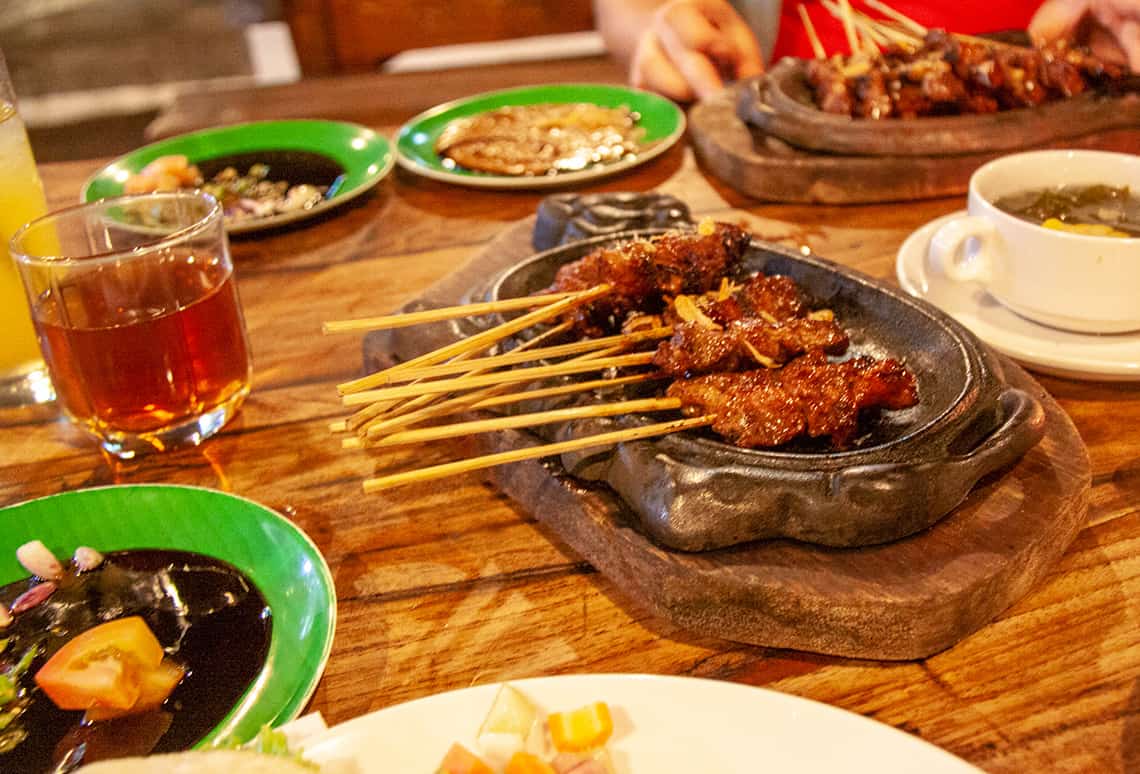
[10,191,252,458]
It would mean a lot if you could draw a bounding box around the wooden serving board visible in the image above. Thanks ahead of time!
[364,217,1091,660]
[690,84,1140,204]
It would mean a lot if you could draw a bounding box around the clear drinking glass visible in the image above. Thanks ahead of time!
[0,48,55,410]
[10,191,252,458]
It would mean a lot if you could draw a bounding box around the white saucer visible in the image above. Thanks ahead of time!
[896,211,1140,382]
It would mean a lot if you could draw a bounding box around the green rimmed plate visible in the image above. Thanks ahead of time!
[0,484,335,748]
[82,120,393,234]
[396,83,686,189]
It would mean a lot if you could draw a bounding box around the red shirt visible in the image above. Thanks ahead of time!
[771,0,1042,60]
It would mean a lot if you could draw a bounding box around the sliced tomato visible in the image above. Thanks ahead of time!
[35,616,171,714]
[84,659,186,721]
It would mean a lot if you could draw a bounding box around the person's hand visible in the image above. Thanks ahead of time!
[1030,0,1140,71]
[629,0,765,102]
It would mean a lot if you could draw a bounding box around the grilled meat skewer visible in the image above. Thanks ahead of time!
[654,271,848,376]
[667,351,918,449]
[548,222,751,336]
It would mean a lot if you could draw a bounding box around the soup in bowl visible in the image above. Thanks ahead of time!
[928,149,1140,334]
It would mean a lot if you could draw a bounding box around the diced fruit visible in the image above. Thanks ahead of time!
[505,751,557,774]
[437,742,495,774]
[548,702,614,753]
[477,683,539,765]
[479,684,538,737]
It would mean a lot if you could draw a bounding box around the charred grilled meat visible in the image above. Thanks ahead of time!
[805,31,1128,119]
[548,222,752,336]
[654,317,849,376]
[668,351,918,449]
[654,271,847,376]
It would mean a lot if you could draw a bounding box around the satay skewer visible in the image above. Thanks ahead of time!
[361,415,715,493]
[383,326,672,384]
[356,343,634,442]
[336,320,575,434]
[863,0,926,35]
[342,351,656,406]
[344,373,665,449]
[321,290,584,334]
[336,284,610,395]
[798,4,827,60]
[357,397,682,449]
[836,0,862,56]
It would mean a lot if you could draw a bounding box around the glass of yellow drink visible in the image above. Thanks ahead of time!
[0,48,54,410]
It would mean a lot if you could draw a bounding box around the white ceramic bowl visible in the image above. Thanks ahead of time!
[928,149,1140,333]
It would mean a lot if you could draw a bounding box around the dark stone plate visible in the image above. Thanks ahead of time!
[737,58,1140,157]
[490,229,1045,551]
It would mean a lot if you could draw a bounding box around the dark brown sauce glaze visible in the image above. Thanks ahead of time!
[0,549,271,773]
[195,150,345,189]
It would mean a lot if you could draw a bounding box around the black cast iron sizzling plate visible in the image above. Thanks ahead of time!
[737,58,1140,157]
[489,229,1045,551]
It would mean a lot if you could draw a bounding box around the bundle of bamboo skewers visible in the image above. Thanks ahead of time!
[798,0,1016,62]
[325,284,710,493]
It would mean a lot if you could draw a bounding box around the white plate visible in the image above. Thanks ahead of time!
[301,674,980,773]
[897,211,1140,381]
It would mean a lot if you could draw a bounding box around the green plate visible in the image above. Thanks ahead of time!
[0,484,336,747]
[396,83,686,189]
[82,120,393,234]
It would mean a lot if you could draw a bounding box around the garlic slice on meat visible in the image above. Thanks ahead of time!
[674,295,722,330]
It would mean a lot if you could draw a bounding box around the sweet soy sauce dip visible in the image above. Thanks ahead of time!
[0,550,271,772]
[994,184,1140,237]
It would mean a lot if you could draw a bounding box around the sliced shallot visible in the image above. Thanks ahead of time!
[11,582,57,614]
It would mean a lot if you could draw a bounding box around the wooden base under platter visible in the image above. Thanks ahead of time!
[363,214,1090,660]
[689,84,1140,204]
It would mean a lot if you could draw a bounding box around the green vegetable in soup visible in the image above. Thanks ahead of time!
[994,184,1140,237]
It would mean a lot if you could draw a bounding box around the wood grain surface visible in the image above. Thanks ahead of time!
[4,59,1140,773]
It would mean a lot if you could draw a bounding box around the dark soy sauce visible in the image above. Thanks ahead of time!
[0,550,271,773]
[195,150,345,189]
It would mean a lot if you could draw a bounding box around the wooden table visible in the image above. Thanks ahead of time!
[6,58,1140,773]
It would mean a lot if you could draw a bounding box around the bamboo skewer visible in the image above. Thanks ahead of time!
[343,373,666,449]
[356,343,629,441]
[798,4,827,60]
[355,320,574,425]
[469,372,664,412]
[361,415,715,493]
[322,291,584,334]
[836,0,860,56]
[383,326,672,384]
[332,320,576,434]
[336,284,609,395]
[336,344,488,433]
[863,0,926,35]
[353,327,611,440]
[357,344,630,442]
[343,351,656,406]
[360,397,682,449]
